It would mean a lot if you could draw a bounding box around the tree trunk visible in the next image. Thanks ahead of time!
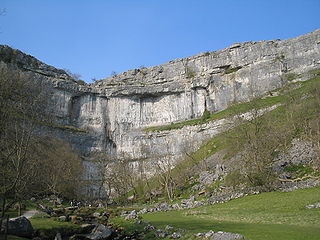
[18,201,22,216]
[4,215,9,240]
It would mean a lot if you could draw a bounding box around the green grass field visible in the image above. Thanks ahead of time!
[111,187,320,240]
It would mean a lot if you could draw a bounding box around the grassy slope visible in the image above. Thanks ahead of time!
[172,74,320,179]
[111,187,320,240]
[145,94,284,132]
[30,217,77,230]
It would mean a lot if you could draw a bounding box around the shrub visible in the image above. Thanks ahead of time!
[76,80,86,85]
[186,67,196,79]
[201,109,211,121]
[224,170,243,187]
[284,73,299,82]
[284,164,314,178]
[224,66,242,74]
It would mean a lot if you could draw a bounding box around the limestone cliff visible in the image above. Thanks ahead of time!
[1,29,319,194]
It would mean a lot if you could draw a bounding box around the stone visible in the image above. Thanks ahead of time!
[165,225,174,231]
[69,215,78,223]
[155,202,171,211]
[171,204,181,209]
[306,203,320,209]
[54,233,62,240]
[210,231,244,240]
[156,229,168,238]
[138,208,148,214]
[38,203,53,215]
[170,232,182,238]
[87,224,112,240]
[194,232,204,237]
[2,216,34,238]
[144,224,156,231]
[198,171,217,185]
[125,210,141,220]
[56,198,63,205]
[93,212,101,217]
[101,211,109,217]
[58,216,67,222]
[205,230,215,238]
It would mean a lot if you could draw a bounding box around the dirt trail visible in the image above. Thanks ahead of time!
[10,210,40,220]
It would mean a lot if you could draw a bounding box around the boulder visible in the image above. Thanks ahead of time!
[195,230,244,239]
[87,224,112,240]
[170,232,182,238]
[93,212,101,217]
[58,216,67,222]
[194,232,205,237]
[2,216,33,238]
[210,231,244,240]
[124,210,141,220]
[38,203,53,215]
[69,215,79,224]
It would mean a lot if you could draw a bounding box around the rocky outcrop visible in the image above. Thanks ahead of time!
[0,29,319,195]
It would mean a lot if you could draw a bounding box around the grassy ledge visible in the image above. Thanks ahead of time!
[144,93,284,132]
[145,69,320,133]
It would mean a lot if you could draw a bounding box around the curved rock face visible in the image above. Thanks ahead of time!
[1,29,319,195]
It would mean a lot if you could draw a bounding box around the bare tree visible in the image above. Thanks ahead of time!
[63,68,82,80]
[224,101,285,187]
[31,138,83,198]
[0,68,53,222]
[91,152,139,203]
[154,157,176,201]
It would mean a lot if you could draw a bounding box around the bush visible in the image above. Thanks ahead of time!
[284,164,314,178]
[186,67,196,79]
[224,66,242,74]
[224,170,243,187]
[201,110,211,121]
[76,80,86,85]
[283,73,299,82]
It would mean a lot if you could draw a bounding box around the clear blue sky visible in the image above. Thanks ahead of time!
[1,0,319,83]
